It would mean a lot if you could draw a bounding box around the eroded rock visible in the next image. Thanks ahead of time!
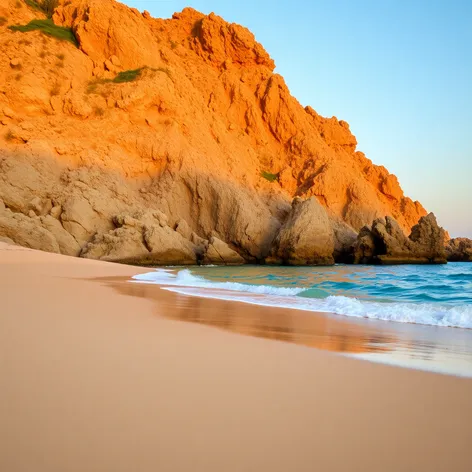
[446,238,472,262]
[353,213,447,264]
[268,197,334,265]
[0,211,60,253]
[81,210,197,265]
[204,236,245,265]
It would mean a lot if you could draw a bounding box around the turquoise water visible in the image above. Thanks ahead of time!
[133,263,472,376]
[135,263,472,329]
[189,263,472,305]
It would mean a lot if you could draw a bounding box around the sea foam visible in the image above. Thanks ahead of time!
[134,269,306,296]
[132,269,472,329]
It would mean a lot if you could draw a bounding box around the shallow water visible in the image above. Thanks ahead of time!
[132,263,472,376]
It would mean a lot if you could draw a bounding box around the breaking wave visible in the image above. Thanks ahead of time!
[132,266,472,329]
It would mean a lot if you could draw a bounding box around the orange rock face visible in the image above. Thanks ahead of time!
[0,0,428,260]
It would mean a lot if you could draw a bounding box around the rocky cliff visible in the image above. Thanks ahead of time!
[353,213,447,264]
[0,0,437,264]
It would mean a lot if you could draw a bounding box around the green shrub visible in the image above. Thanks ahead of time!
[113,68,143,83]
[86,66,165,95]
[9,19,78,46]
[261,171,278,182]
[112,66,171,83]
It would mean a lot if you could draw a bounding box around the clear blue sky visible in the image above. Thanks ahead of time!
[124,0,471,237]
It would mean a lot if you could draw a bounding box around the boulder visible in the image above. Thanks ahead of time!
[39,215,81,256]
[446,238,472,262]
[0,211,60,254]
[155,173,281,262]
[81,226,149,263]
[353,213,447,264]
[60,196,111,246]
[81,210,198,265]
[407,213,447,263]
[204,236,245,265]
[144,225,197,264]
[268,197,335,265]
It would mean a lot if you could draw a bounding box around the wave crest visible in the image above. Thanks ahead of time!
[132,269,472,329]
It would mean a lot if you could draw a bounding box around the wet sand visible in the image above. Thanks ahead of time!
[123,281,472,377]
[1,243,472,471]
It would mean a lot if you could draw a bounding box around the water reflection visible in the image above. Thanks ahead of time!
[98,277,472,376]
[107,277,394,354]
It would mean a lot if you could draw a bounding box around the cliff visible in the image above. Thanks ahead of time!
[0,0,431,264]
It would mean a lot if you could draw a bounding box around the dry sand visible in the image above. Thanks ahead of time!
[1,243,471,471]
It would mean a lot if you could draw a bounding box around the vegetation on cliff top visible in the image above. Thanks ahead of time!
[9,19,78,46]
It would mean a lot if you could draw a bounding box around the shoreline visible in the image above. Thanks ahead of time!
[129,265,472,376]
[129,271,472,377]
[2,243,472,471]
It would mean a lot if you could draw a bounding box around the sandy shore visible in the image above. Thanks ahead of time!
[1,243,472,471]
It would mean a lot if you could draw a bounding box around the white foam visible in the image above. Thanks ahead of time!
[133,269,306,296]
[132,269,472,329]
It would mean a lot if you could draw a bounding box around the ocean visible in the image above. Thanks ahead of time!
[133,263,472,376]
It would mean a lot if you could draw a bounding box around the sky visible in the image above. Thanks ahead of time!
[124,0,471,237]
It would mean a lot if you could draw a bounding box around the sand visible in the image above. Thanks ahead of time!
[1,242,472,471]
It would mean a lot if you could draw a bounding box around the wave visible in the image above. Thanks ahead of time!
[132,269,472,329]
[448,273,472,280]
[133,269,306,296]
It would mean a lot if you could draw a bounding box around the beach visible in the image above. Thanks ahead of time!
[1,242,472,471]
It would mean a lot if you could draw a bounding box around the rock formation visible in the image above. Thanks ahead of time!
[353,213,447,264]
[446,238,472,262]
[268,197,334,265]
[203,236,246,265]
[0,0,454,265]
[0,201,80,255]
[81,210,198,265]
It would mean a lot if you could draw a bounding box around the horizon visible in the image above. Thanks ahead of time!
[124,0,471,237]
